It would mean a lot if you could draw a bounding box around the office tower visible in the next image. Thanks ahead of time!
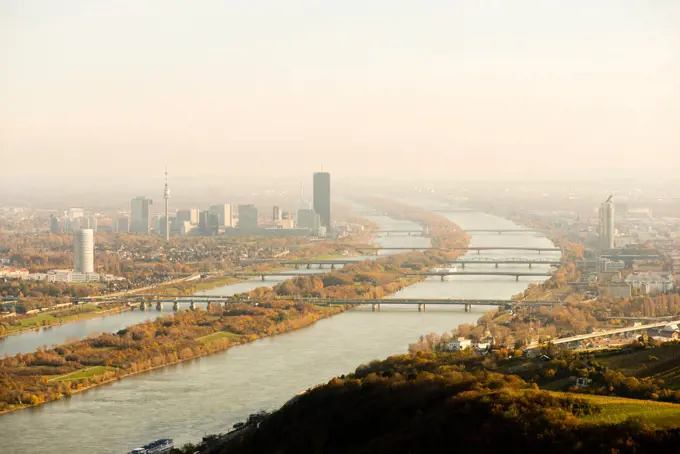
[116,216,130,233]
[176,209,192,224]
[297,208,320,234]
[598,195,615,251]
[199,211,220,235]
[164,169,170,241]
[281,211,295,229]
[273,205,282,224]
[237,204,258,229]
[50,215,61,234]
[153,214,164,235]
[210,204,233,228]
[313,172,331,231]
[131,197,153,233]
[73,229,94,273]
[81,216,97,231]
[190,208,200,224]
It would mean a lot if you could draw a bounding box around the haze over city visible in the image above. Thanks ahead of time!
[3,2,680,454]
[2,0,679,195]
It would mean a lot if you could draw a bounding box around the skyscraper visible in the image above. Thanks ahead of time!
[313,172,331,231]
[598,195,615,251]
[131,196,153,233]
[210,204,233,228]
[50,215,61,234]
[273,205,282,224]
[116,216,130,233]
[73,229,94,273]
[164,169,170,241]
[237,204,258,230]
[297,208,321,234]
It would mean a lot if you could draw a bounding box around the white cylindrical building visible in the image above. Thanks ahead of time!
[73,229,94,273]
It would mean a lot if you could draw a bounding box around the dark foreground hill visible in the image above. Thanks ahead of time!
[177,353,680,454]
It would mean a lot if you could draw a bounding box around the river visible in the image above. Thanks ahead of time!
[0,207,558,454]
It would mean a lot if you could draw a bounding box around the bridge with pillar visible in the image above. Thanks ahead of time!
[240,258,360,269]
[404,270,553,281]
[376,229,428,236]
[231,271,334,281]
[445,258,563,269]
[117,296,563,313]
[347,246,561,255]
[464,229,549,235]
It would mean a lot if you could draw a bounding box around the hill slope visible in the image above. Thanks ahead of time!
[191,353,680,454]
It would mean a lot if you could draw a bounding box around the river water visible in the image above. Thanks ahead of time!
[0,207,558,454]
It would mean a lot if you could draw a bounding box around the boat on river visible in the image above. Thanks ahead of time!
[127,438,173,454]
[430,266,457,280]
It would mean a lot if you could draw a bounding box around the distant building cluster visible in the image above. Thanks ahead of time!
[2,228,123,284]
[115,170,336,239]
[24,170,341,241]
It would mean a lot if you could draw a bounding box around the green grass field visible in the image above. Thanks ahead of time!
[595,343,680,387]
[550,392,680,427]
[6,304,104,333]
[196,331,243,343]
[48,366,117,382]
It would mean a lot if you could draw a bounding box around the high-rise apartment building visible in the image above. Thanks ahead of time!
[116,216,130,233]
[210,204,233,228]
[50,215,62,234]
[200,211,220,235]
[238,204,259,230]
[131,197,153,233]
[189,208,200,224]
[297,209,321,234]
[273,205,282,223]
[73,229,94,273]
[598,195,615,251]
[313,172,331,231]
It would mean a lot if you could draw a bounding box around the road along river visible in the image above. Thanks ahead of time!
[0,208,557,454]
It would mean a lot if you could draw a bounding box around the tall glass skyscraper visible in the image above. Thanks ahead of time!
[131,196,153,234]
[313,172,331,230]
[598,196,615,251]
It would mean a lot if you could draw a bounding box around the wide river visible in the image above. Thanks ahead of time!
[0,205,558,454]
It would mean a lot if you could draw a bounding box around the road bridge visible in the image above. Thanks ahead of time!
[347,246,561,254]
[114,296,564,313]
[550,320,680,346]
[376,229,427,236]
[404,270,553,281]
[240,258,361,269]
[446,258,562,269]
[464,229,548,235]
[232,271,327,281]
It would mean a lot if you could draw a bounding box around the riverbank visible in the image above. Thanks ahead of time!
[0,303,347,416]
[1,304,132,338]
[0,206,470,415]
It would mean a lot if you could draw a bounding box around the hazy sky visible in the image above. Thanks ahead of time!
[2,1,679,188]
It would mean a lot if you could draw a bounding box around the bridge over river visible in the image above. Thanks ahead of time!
[101,295,564,313]
[347,245,561,255]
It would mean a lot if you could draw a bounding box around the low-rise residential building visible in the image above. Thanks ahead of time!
[0,267,29,279]
[598,281,632,299]
[447,337,472,351]
[46,270,100,283]
[625,272,675,295]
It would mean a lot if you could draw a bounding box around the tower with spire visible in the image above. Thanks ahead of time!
[164,167,170,241]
